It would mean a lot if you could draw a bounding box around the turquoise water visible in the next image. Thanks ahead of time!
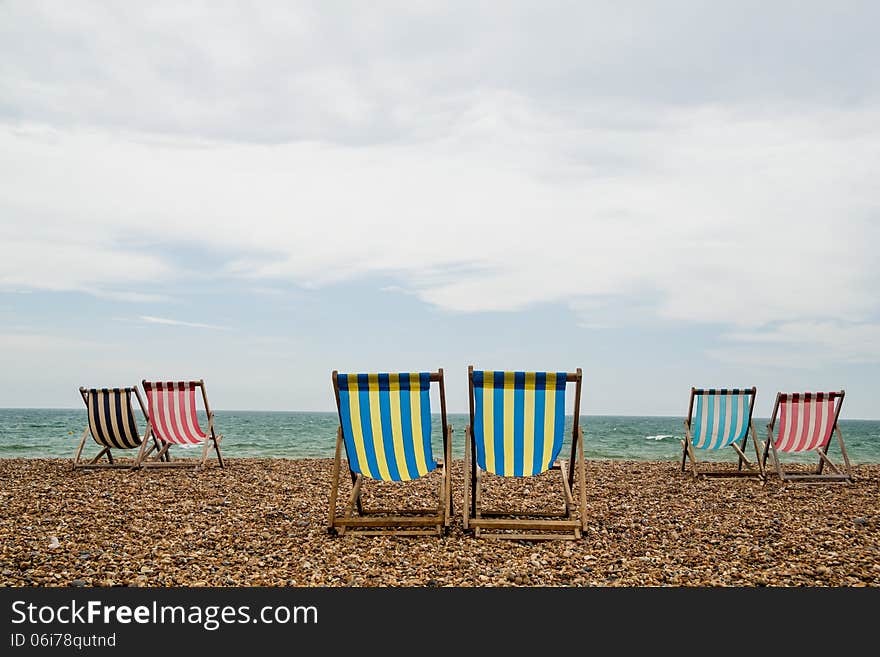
[1,409,878,463]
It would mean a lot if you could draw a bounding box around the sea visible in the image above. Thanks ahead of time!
[1,409,878,463]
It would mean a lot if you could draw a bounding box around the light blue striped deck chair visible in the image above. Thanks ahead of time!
[328,370,452,537]
[681,387,763,479]
[74,386,160,469]
[464,367,586,540]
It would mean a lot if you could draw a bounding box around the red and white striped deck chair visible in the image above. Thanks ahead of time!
[762,390,852,483]
[137,379,225,469]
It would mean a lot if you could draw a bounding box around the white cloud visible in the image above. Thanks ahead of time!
[97,291,172,303]
[1,2,879,363]
[0,238,169,294]
[3,2,879,141]
[139,315,227,330]
[717,321,880,365]
[2,103,877,339]
[0,333,102,352]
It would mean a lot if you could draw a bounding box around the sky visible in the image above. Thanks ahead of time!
[1,1,878,417]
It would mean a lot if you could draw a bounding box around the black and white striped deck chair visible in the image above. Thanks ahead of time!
[74,386,162,469]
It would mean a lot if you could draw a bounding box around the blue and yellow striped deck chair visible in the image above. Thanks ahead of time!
[464,367,586,540]
[681,387,763,479]
[74,386,161,469]
[328,370,452,537]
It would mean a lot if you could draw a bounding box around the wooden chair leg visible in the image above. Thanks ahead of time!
[349,470,363,516]
[731,442,756,473]
[136,439,154,467]
[339,475,363,537]
[680,422,689,472]
[835,426,853,479]
[197,437,211,470]
[444,425,453,526]
[736,423,759,474]
[144,442,171,466]
[816,449,843,475]
[156,435,169,462]
[135,442,155,470]
[681,440,698,478]
[474,467,483,538]
[769,441,785,481]
[328,429,343,532]
[214,437,225,468]
[752,425,765,478]
[89,447,110,465]
[559,459,574,513]
[72,427,89,469]
[436,466,446,534]
[463,427,471,530]
[731,442,745,465]
[475,467,482,519]
[762,429,773,475]
[577,427,587,532]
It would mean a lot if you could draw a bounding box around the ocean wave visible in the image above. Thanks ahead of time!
[645,434,674,441]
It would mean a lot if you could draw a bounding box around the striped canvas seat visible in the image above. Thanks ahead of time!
[142,381,209,445]
[83,387,143,449]
[336,372,436,481]
[772,392,840,453]
[464,367,586,541]
[689,388,756,450]
[138,379,224,470]
[74,385,152,469]
[328,369,452,537]
[472,370,567,477]
[681,386,762,479]
[763,390,851,482]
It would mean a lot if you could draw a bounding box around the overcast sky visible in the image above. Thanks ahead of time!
[1,1,878,417]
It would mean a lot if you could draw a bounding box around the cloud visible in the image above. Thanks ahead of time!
[3,102,877,333]
[0,333,102,352]
[1,2,879,360]
[2,3,879,142]
[96,291,173,303]
[249,287,285,297]
[716,320,880,365]
[139,315,227,330]
[0,237,169,294]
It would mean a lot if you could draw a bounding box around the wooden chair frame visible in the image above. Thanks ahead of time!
[74,386,164,469]
[680,387,763,480]
[327,369,453,537]
[136,379,225,470]
[463,366,587,541]
[761,390,852,483]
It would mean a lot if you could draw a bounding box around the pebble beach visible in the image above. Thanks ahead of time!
[1,458,878,587]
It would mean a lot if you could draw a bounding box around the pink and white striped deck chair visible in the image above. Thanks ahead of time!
[136,379,225,469]
[762,391,852,483]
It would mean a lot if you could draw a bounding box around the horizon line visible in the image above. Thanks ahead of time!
[1,407,879,421]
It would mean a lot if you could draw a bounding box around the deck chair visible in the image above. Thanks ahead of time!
[136,379,225,469]
[681,387,763,479]
[328,370,452,537]
[762,390,852,483]
[463,367,587,541]
[74,386,163,469]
